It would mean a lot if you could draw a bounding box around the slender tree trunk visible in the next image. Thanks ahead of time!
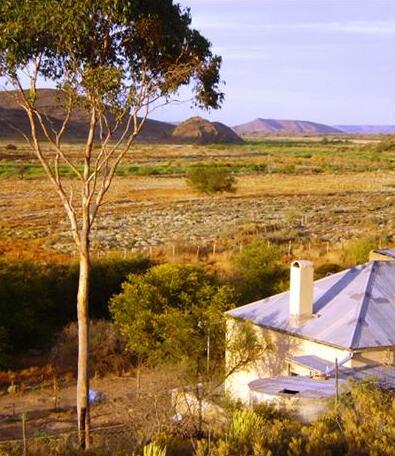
[77,235,90,449]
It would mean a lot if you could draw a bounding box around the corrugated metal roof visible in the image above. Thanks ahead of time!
[248,364,395,398]
[227,261,395,350]
[248,376,344,399]
[288,355,333,374]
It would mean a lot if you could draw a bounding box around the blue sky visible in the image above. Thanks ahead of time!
[154,0,395,126]
[2,0,394,126]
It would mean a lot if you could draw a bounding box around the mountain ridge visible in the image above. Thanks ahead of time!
[335,125,395,135]
[0,89,242,143]
[233,118,342,136]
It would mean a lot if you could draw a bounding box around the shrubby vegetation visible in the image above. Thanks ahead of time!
[376,136,395,153]
[0,380,393,455]
[342,237,377,266]
[51,320,129,376]
[110,264,236,373]
[201,380,395,456]
[187,164,236,194]
[233,239,287,304]
[0,256,150,365]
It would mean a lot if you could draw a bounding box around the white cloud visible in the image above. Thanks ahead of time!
[292,20,395,35]
[192,18,395,36]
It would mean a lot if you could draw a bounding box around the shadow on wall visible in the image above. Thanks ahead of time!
[258,331,301,377]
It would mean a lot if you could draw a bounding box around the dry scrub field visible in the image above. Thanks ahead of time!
[1,137,395,260]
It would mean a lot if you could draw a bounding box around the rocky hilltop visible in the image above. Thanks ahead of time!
[171,116,243,144]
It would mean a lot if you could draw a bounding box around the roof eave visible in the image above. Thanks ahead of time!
[228,314,395,352]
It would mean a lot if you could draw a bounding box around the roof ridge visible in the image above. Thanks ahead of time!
[349,261,377,348]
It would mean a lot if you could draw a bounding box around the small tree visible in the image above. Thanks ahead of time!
[110,264,234,375]
[234,239,287,304]
[187,164,236,194]
[0,0,223,447]
[110,264,270,397]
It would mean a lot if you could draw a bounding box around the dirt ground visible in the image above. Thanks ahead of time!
[0,374,138,441]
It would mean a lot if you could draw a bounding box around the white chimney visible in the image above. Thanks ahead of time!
[290,260,314,325]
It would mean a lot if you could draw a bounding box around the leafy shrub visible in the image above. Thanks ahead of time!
[143,443,166,456]
[204,381,395,456]
[282,164,296,174]
[295,152,312,159]
[343,237,377,266]
[314,263,343,279]
[233,240,287,304]
[110,264,235,369]
[5,143,17,150]
[376,137,395,152]
[187,164,236,194]
[0,256,151,361]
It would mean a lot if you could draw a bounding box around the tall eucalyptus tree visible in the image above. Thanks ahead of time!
[0,0,223,447]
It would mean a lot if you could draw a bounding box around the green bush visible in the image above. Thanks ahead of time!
[187,164,236,194]
[5,143,17,150]
[110,264,235,369]
[0,256,151,363]
[203,381,395,456]
[233,240,287,304]
[375,137,395,152]
[343,237,377,266]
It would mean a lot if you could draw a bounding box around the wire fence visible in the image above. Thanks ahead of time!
[110,236,349,263]
[0,423,138,455]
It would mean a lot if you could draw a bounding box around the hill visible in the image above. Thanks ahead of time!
[0,89,174,142]
[335,125,395,135]
[171,116,243,144]
[234,118,342,136]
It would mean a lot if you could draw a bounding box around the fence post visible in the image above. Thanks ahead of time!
[21,413,27,456]
[53,376,59,411]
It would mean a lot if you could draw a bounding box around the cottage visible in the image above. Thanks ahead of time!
[225,249,395,421]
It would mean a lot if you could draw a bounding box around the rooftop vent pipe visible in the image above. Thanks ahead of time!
[290,260,314,325]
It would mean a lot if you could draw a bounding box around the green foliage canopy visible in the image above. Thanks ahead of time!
[110,264,235,369]
[187,164,236,194]
[0,0,223,112]
[343,237,377,266]
[234,239,287,304]
[0,256,150,360]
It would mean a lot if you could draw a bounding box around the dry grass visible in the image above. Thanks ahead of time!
[1,137,394,261]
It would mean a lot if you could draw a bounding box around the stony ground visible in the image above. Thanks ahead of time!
[1,172,395,257]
